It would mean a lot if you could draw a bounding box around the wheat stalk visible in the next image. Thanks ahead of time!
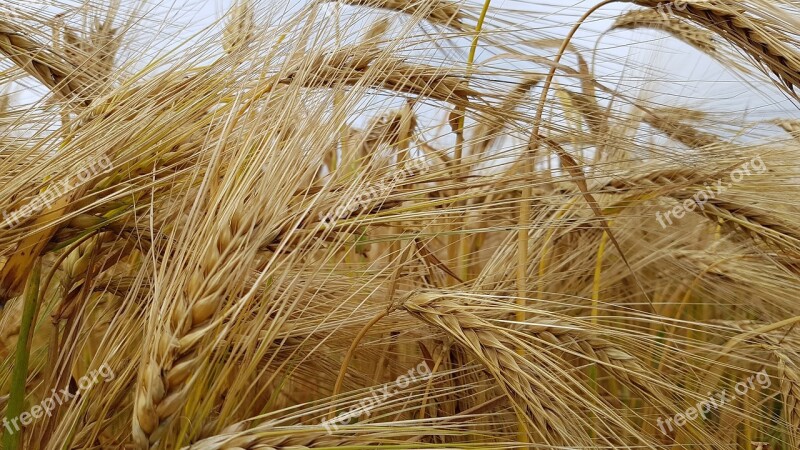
[288,46,482,107]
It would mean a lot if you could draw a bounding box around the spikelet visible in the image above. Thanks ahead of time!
[774,119,800,141]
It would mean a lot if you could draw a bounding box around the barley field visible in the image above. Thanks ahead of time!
[0,0,799,448]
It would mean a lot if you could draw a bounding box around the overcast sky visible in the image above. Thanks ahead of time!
[134,0,800,119]
[5,0,798,129]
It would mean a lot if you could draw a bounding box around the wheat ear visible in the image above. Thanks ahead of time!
[775,351,800,447]
[0,21,88,103]
[599,167,800,248]
[632,1,800,95]
[183,428,341,450]
[677,196,800,248]
[285,46,482,108]
[330,0,465,30]
[643,109,722,149]
[402,292,680,447]
[612,8,717,54]
[133,210,256,448]
[403,293,590,445]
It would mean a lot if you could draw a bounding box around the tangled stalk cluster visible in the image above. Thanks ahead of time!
[0,0,799,448]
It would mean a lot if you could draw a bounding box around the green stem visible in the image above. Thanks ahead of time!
[2,258,41,450]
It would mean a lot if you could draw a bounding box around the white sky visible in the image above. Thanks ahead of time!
[126,0,800,120]
[3,0,798,128]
